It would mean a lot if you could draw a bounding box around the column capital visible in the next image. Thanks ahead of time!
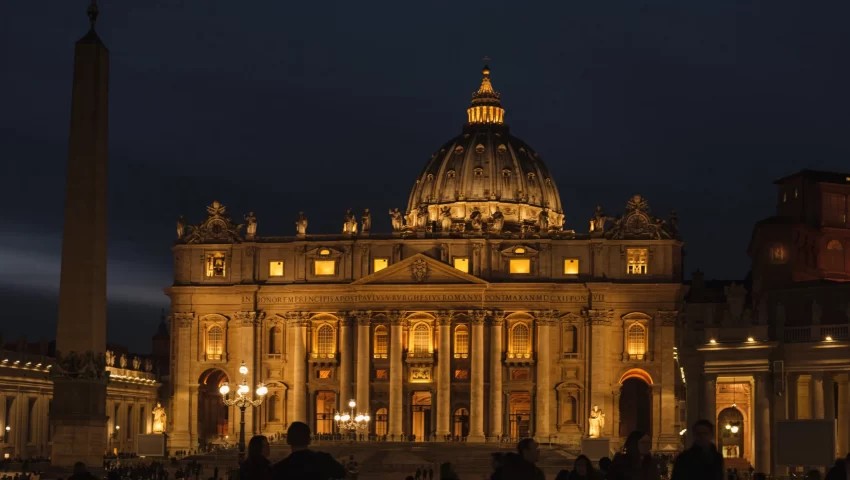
[285,312,309,327]
[437,310,453,326]
[472,310,488,325]
[172,312,194,328]
[354,310,372,326]
[585,309,613,326]
[234,310,265,327]
[657,310,678,326]
[387,310,403,324]
[340,316,355,327]
[534,309,558,326]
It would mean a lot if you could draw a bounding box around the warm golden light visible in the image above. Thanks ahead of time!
[746,337,755,343]
[269,261,284,277]
[453,257,469,273]
[509,258,531,274]
[205,252,226,277]
[314,260,336,276]
[563,259,579,275]
[373,258,389,273]
[514,247,526,254]
[626,248,648,275]
[627,323,647,359]
[709,339,717,345]
[825,336,833,342]
[319,248,331,255]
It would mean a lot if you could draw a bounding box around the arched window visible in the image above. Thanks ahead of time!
[825,240,845,272]
[412,323,430,354]
[266,394,279,422]
[207,325,223,360]
[510,323,530,357]
[316,325,334,355]
[563,325,577,354]
[375,408,388,437]
[269,326,282,355]
[454,325,469,358]
[374,326,388,358]
[627,323,647,359]
[453,408,470,438]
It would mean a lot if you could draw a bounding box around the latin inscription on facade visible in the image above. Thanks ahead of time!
[257,293,604,305]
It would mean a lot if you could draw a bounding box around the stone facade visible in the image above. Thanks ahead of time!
[680,170,850,475]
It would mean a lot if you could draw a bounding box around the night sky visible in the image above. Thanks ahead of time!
[2,1,850,353]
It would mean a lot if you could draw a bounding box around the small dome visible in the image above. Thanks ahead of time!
[406,67,564,231]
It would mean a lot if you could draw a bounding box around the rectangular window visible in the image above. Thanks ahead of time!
[453,257,469,273]
[314,260,336,276]
[269,261,284,277]
[626,248,648,275]
[454,369,469,380]
[823,193,847,227]
[205,252,226,277]
[375,369,388,380]
[563,258,579,275]
[373,258,389,273]
[317,369,333,379]
[509,258,531,274]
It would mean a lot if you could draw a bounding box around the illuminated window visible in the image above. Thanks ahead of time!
[454,369,469,379]
[373,326,388,358]
[825,240,845,272]
[412,323,430,354]
[563,259,579,275]
[510,258,531,274]
[510,323,530,356]
[771,246,786,263]
[314,260,336,276]
[319,248,331,255]
[626,248,648,275]
[627,323,647,359]
[206,326,223,360]
[514,247,526,254]
[317,369,332,379]
[316,325,334,355]
[453,257,469,273]
[269,261,284,277]
[375,369,388,380]
[375,408,388,436]
[454,325,469,358]
[205,252,226,277]
[373,258,389,273]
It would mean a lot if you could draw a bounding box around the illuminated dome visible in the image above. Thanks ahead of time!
[406,66,564,232]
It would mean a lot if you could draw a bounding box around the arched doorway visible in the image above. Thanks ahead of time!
[718,407,744,459]
[508,393,531,440]
[619,370,652,438]
[374,408,388,437]
[453,408,470,438]
[198,369,229,447]
[411,391,432,441]
[315,391,336,435]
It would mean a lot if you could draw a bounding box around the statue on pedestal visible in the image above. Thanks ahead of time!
[176,216,186,240]
[295,212,308,236]
[416,205,429,230]
[590,206,608,234]
[361,209,371,233]
[343,209,358,234]
[588,404,605,438]
[132,356,141,370]
[389,208,404,231]
[244,212,257,239]
[440,207,453,232]
[152,402,167,434]
[489,207,504,234]
[105,350,115,367]
[537,208,550,232]
[470,208,483,232]
[119,354,128,369]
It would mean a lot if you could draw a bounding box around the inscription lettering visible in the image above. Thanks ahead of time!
[242,295,252,303]
[257,293,604,305]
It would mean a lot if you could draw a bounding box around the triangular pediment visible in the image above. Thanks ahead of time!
[352,253,488,285]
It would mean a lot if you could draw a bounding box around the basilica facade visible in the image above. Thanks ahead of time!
[166,67,686,452]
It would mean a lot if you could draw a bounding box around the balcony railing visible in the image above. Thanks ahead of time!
[784,324,849,343]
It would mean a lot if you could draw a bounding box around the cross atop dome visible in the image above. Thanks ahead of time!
[468,63,505,125]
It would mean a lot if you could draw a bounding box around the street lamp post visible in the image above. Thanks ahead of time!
[333,400,370,439]
[4,426,9,443]
[219,361,268,462]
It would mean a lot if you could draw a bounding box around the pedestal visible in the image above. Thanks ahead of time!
[51,376,108,468]
[581,437,611,461]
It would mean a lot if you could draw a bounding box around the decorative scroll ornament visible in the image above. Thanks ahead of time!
[50,351,109,382]
[181,201,245,244]
[410,258,429,283]
[605,194,675,240]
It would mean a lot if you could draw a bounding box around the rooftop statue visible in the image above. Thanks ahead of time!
[296,212,308,236]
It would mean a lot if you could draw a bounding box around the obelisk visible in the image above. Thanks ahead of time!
[51,0,110,468]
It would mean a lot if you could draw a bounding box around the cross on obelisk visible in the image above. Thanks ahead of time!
[51,0,110,468]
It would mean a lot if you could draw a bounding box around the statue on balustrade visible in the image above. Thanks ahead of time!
[489,207,504,234]
[440,207,453,232]
[295,212,308,236]
[588,405,605,438]
[244,212,257,240]
[361,208,371,233]
[343,209,358,234]
[389,208,404,231]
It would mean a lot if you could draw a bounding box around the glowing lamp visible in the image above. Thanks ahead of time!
[116,425,120,430]
[219,383,230,396]
[725,424,731,430]
[355,415,363,422]
[825,336,833,342]
[334,414,341,421]
[363,415,370,422]
[239,363,249,375]
[348,400,356,408]
[238,384,250,395]
[256,384,268,397]
[730,425,739,434]
[709,339,717,345]
[5,426,9,432]
[341,414,350,422]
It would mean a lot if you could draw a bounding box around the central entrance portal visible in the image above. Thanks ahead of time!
[619,377,652,437]
[198,369,229,446]
[411,391,432,441]
[315,391,337,435]
[508,393,531,440]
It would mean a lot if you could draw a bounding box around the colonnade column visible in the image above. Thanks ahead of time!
[823,373,836,422]
[810,373,825,419]
[755,374,771,474]
[836,374,850,459]
[171,312,194,450]
[436,311,452,438]
[339,316,353,408]
[468,310,486,442]
[703,374,716,425]
[355,312,371,415]
[651,385,662,446]
[388,311,404,438]
[288,313,307,423]
[534,312,552,440]
[489,311,504,439]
